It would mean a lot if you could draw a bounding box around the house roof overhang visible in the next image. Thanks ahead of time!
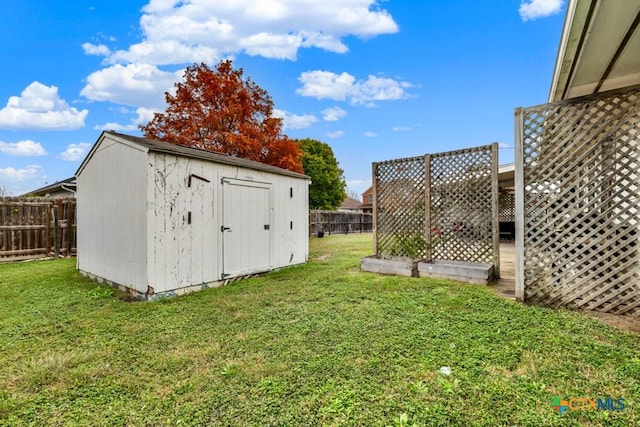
[23,176,76,197]
[549,0,640,102]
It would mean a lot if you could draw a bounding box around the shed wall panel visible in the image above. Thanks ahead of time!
[147,154,309,292]
[77,137,147,292]
[218,165,309,270]
[147,154,220,293]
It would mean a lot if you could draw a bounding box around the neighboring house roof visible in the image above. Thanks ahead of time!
[339,197,362,210]
[549,0,640,102]
[23,177,76,197]
[77,131,310,180]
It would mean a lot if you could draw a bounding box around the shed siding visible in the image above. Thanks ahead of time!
[77,138,148,292]
[147,153,219,293]
[268,175,309,268]
[147,152,308,293]
[217,163,308,271]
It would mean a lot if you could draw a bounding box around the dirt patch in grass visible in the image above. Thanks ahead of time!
[583,310,640,334]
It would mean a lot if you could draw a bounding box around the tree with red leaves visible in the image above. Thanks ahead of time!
[141,60,302,173]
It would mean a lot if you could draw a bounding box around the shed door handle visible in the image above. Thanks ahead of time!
[221,226,231,232]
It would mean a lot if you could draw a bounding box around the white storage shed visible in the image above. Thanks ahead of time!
[76,131,310,299]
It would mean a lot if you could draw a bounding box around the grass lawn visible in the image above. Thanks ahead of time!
[1,234,638,426]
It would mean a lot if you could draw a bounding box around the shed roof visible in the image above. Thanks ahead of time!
[77,131,310,180]
[549,0,640,101]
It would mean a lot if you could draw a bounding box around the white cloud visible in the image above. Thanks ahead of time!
[393,126,412,131]
[353,75,410,105]
[346,179,371,195]
[297,71,411,105]
[0,140,47,156]
[0,165,44,182]
[82,42,111,56]
[94,107,158,131]
[321,106,347,122]
[61,143,92,161]
[81,64,181,109]
[0,165,47,195]
[0,82,89,130]
[519,0,564,21]
[273,109,317,129]
[89,0,397,65]
[326,130,344,139]
[297,71,356,101]
[364,131,377,137]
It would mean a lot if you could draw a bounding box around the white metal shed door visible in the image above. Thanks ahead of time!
[221,178,270,278]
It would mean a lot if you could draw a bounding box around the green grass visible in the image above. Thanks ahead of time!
[0,234,638,426]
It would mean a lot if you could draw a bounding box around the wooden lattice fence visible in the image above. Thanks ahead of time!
[515,85,640,316]
[429,146,498,265]
[499,191,515,222]
[373,144,499,268]
[309,210,372,236]
[374,156,426,258]
[0,197,76,261]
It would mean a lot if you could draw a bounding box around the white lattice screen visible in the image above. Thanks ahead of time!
[516,86,640,316]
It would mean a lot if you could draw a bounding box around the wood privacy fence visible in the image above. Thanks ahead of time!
[309,210,372,236]
[0,197,76,261]
[373,144,499,268]
[515,85,639,316]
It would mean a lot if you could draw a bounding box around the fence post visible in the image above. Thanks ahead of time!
[45,202,52,257]
[424,154,432,262]
[66,199,75,256]
[372,162,378,257]
[52,203,59,258]
[491,142,500,279]
[514,108,525,301]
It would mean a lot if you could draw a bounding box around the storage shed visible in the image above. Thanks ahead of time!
[76,131,310,300]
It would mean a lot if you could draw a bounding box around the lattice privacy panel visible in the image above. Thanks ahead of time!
[430,147,495,264]
[374,156,426,258]
[373,145,498,266]
[499,191,515,222]
[519,87,640,316]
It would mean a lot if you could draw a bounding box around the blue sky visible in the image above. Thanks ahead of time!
[0,0,566,196]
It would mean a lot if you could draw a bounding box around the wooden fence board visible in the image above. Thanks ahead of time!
[0,197,76,261]
[309,210,372,236]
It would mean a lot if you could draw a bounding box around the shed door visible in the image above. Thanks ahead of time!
[221,178,271,278]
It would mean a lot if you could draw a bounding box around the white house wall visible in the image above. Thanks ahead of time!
[147,152,309,294]
[77,136,148,293]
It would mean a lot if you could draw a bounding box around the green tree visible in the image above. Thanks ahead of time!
[298,138,346,210]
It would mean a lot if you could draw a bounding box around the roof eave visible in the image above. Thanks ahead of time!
[548,0,592,103]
